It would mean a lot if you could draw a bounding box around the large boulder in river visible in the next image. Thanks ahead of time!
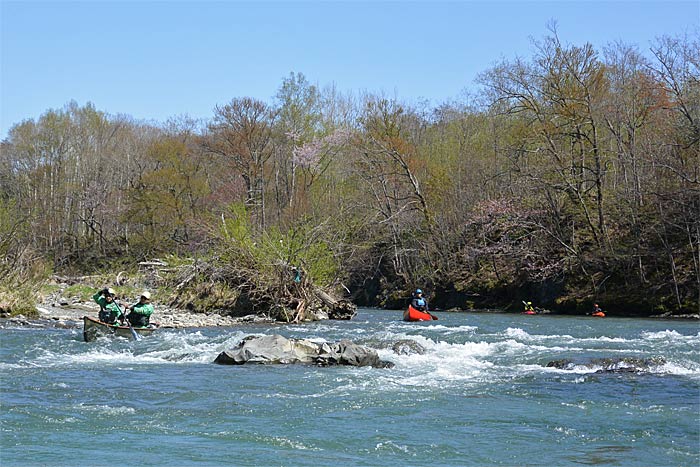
[214,334,393,368]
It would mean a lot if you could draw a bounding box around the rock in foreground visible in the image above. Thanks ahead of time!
[214,334,394,368]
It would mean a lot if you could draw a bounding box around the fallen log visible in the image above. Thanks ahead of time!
[313,286,356,320]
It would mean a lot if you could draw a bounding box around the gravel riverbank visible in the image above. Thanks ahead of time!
[2,299,275,330]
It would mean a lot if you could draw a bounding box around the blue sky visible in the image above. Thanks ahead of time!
[1,1,698,139]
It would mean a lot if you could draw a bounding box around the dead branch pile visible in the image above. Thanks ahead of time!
[162,257,356,323]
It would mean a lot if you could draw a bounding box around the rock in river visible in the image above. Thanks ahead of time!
[546,356,666,373]
[214,334,394,368]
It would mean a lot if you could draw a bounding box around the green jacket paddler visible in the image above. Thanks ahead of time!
[93,288,123,324]
[125,291,154,327]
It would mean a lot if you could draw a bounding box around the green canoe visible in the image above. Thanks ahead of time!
[83,316,157,342]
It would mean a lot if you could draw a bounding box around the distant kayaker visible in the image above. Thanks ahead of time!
[124,291,155,328]
[524,301,535,314]
[93,287,123,324]
[411,289,428,312]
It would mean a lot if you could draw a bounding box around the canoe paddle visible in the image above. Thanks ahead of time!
[117,302,140,341]
[126,318,140,340]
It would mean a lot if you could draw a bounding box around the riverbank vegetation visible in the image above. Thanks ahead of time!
[1,30,698,317]
[0,200,47,317]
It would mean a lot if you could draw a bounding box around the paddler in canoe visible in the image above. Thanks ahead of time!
[84,288,157,342]
[404,289,438,321]
[591,303,606,317]
[93,287,124,324]
[123,291,155,327]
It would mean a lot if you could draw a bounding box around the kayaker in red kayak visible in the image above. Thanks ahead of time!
[411,289,429,312]
[404,289,438,321]
[591,303,606,317]
[522,301,536,314]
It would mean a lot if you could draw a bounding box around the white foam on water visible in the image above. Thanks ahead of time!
[368,326,599,387]
[374,440,414,455]
[419,324,479,334]
[540,364,602,375]
[269,436,321,451]
[498,327,700,354]
[383,320,477,335]
[375,325,700,385]
[31,346,134,367]
[539,358,700,377]
[553,426,580,436]
[76,403,136,415]
[503,327,534,340]
[641,329,687,339]
[658,360,700,377]
[10,317,698,386]
[592,336,639,343]
[0,362,28,370]
[287,324,338,334]
[376,338,506,388]
[498,328,634,350]
[639,330,700,350]
[492,338,569,355]
[139,329,251,363]
[250,433,322,451]
[21,329,256,367]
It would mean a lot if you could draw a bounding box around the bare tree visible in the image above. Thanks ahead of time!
[205,98,277,230]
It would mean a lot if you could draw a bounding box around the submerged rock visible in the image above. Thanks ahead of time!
[546,357,666,373]
[214,334,393,368]
[391,339,426,355]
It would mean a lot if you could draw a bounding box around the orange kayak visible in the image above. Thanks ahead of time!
[591,311,606,317]
[403,305,437,322]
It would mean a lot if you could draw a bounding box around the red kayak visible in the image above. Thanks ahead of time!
[403,305,438,322]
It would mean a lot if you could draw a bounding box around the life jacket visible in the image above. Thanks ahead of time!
[99,304,121,324]
[98,308,111,323]
[127,312,149,327]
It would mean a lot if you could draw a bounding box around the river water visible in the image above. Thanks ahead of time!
[1,309,698,466]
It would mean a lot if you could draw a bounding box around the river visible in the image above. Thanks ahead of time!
[1,309,698,466]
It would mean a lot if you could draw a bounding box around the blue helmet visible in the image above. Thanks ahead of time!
[415,289,423,294]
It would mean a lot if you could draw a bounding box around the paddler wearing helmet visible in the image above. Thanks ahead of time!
[411,289,429,312]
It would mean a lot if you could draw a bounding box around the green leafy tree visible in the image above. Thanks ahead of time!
[126,137,210,255]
